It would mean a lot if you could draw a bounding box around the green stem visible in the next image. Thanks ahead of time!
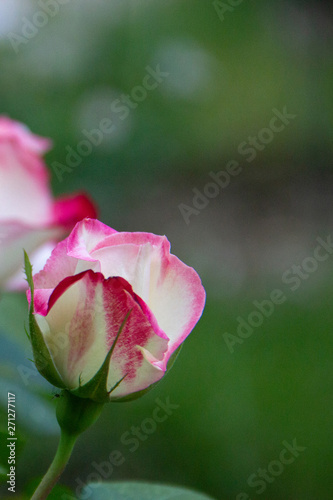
[30,390,104,499]
[30,431,77,500]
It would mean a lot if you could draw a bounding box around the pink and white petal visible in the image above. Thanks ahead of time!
[0,221,61,288]
[33,218,102,291]
[33,239,78,291]
[102,276,169,397]
[91,233,170,303]
[92,231,170,252]
[38,271,169,396]
[52,193,97,229]
[109,345,165,399]
[0,117,51,155]
[147,253,206,358]
[67,218,117,262]
[90,231,205,361]
[6,241,55,292]
[91,243,153,301]
[32,236,101,294]
[133,292,169,342]
[36,271,109,390]
[32,288,55,316]
[0,142,53,225]
[98,232,204,355]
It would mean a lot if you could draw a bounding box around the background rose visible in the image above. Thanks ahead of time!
[29,218,206,400]
[0,117,97,289]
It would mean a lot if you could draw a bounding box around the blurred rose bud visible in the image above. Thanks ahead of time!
[26,218,206,402]
[0,117,97,289]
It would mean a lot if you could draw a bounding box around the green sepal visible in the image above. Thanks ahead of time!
[24,251,66,389]
[56,390,104,437]
[111,343,183,403]
[71,310,132,403]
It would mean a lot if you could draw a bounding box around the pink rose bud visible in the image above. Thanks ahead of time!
[0,116,97,290]
[26,219,206,402]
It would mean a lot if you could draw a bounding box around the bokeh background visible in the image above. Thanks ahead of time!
[1,0,333,498]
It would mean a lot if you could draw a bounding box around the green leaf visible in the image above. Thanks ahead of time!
[24,251,65,389]
[81,481,216,500]
[24,250,34,295]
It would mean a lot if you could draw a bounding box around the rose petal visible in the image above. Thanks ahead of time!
[33,239,77,291]
[0,141,53,225]
[90,231,206,358]
[36,270,169,398]
[52,193,98,229]
[67,218,117,261]
[0,116,51,155]
[0,221,61,286]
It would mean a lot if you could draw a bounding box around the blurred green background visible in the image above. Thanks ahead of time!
[1,0,333,498]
